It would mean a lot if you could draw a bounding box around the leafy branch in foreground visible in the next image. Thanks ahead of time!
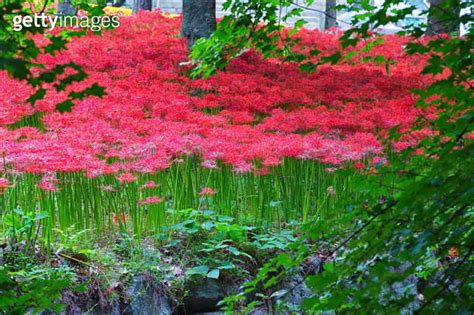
[0,0,107,113]
[189,0,318,77]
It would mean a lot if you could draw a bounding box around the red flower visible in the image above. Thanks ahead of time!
[0,178,12,191]
[354,161,364,170]
[140,196,165,205]
[140,181,159,189]
[199,187,216,196]
[112,213,128,224]
[37,174,60,192]
[117,173,136,183]
[0,11,428,175]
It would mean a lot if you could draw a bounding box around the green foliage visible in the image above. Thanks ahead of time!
[0,0,107,112]
[186,264,225,280]
[2,207,48,253]
[165,209,302,284]
[0,264,74,314]
[168,210,250,280]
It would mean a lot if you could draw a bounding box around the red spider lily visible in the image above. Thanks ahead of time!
[199,187,216,196]
[0,11,436,176]
[140,196,165,205]
[112,213,128,224]
[116,172,136,183]
[372,156,387,167]
[37,174,60,192]
[140,181,160,189]
[201,159,218,169]
[0,178,12,190]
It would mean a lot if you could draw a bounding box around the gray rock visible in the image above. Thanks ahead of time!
[183,278,225,313]
[125,275,172,315]
[283,272,313,307]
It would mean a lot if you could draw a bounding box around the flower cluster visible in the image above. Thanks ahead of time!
[199,187,216,196]
[0,11,432,176]
[140,196,165,205]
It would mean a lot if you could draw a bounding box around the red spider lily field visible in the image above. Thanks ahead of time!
[0,12,432,238]
[2,6,470,314]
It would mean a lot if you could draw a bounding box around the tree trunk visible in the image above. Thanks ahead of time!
[113,0,127,7]
[426,0,460,35]
[324,0,337,30]
[57,0,77,16]
[133,0,152,15]
[182,0,216,49]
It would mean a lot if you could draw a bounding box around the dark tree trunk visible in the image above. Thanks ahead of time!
[324,0,337,30]
[113,0,127,7]
[57,0,77,16]
[133,0,152,15]
[426,0,460,35]
[182,0,216,49]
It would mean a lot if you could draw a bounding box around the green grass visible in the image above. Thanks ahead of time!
[1,157,358,248]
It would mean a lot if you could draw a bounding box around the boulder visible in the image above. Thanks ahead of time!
[183,278,224,313]
[124,275,172,315]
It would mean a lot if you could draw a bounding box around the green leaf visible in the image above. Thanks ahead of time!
[55,100,74,113]
[344,51,357,61]
[374,55,386,64]
[320,52,342,65]
[186,265,209,276]
[26,88,46,106]
[309,49,321,56]
[217,261,235,270]
[207,269,220,279]
[270,289,287,299]
[227,246,241,256]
